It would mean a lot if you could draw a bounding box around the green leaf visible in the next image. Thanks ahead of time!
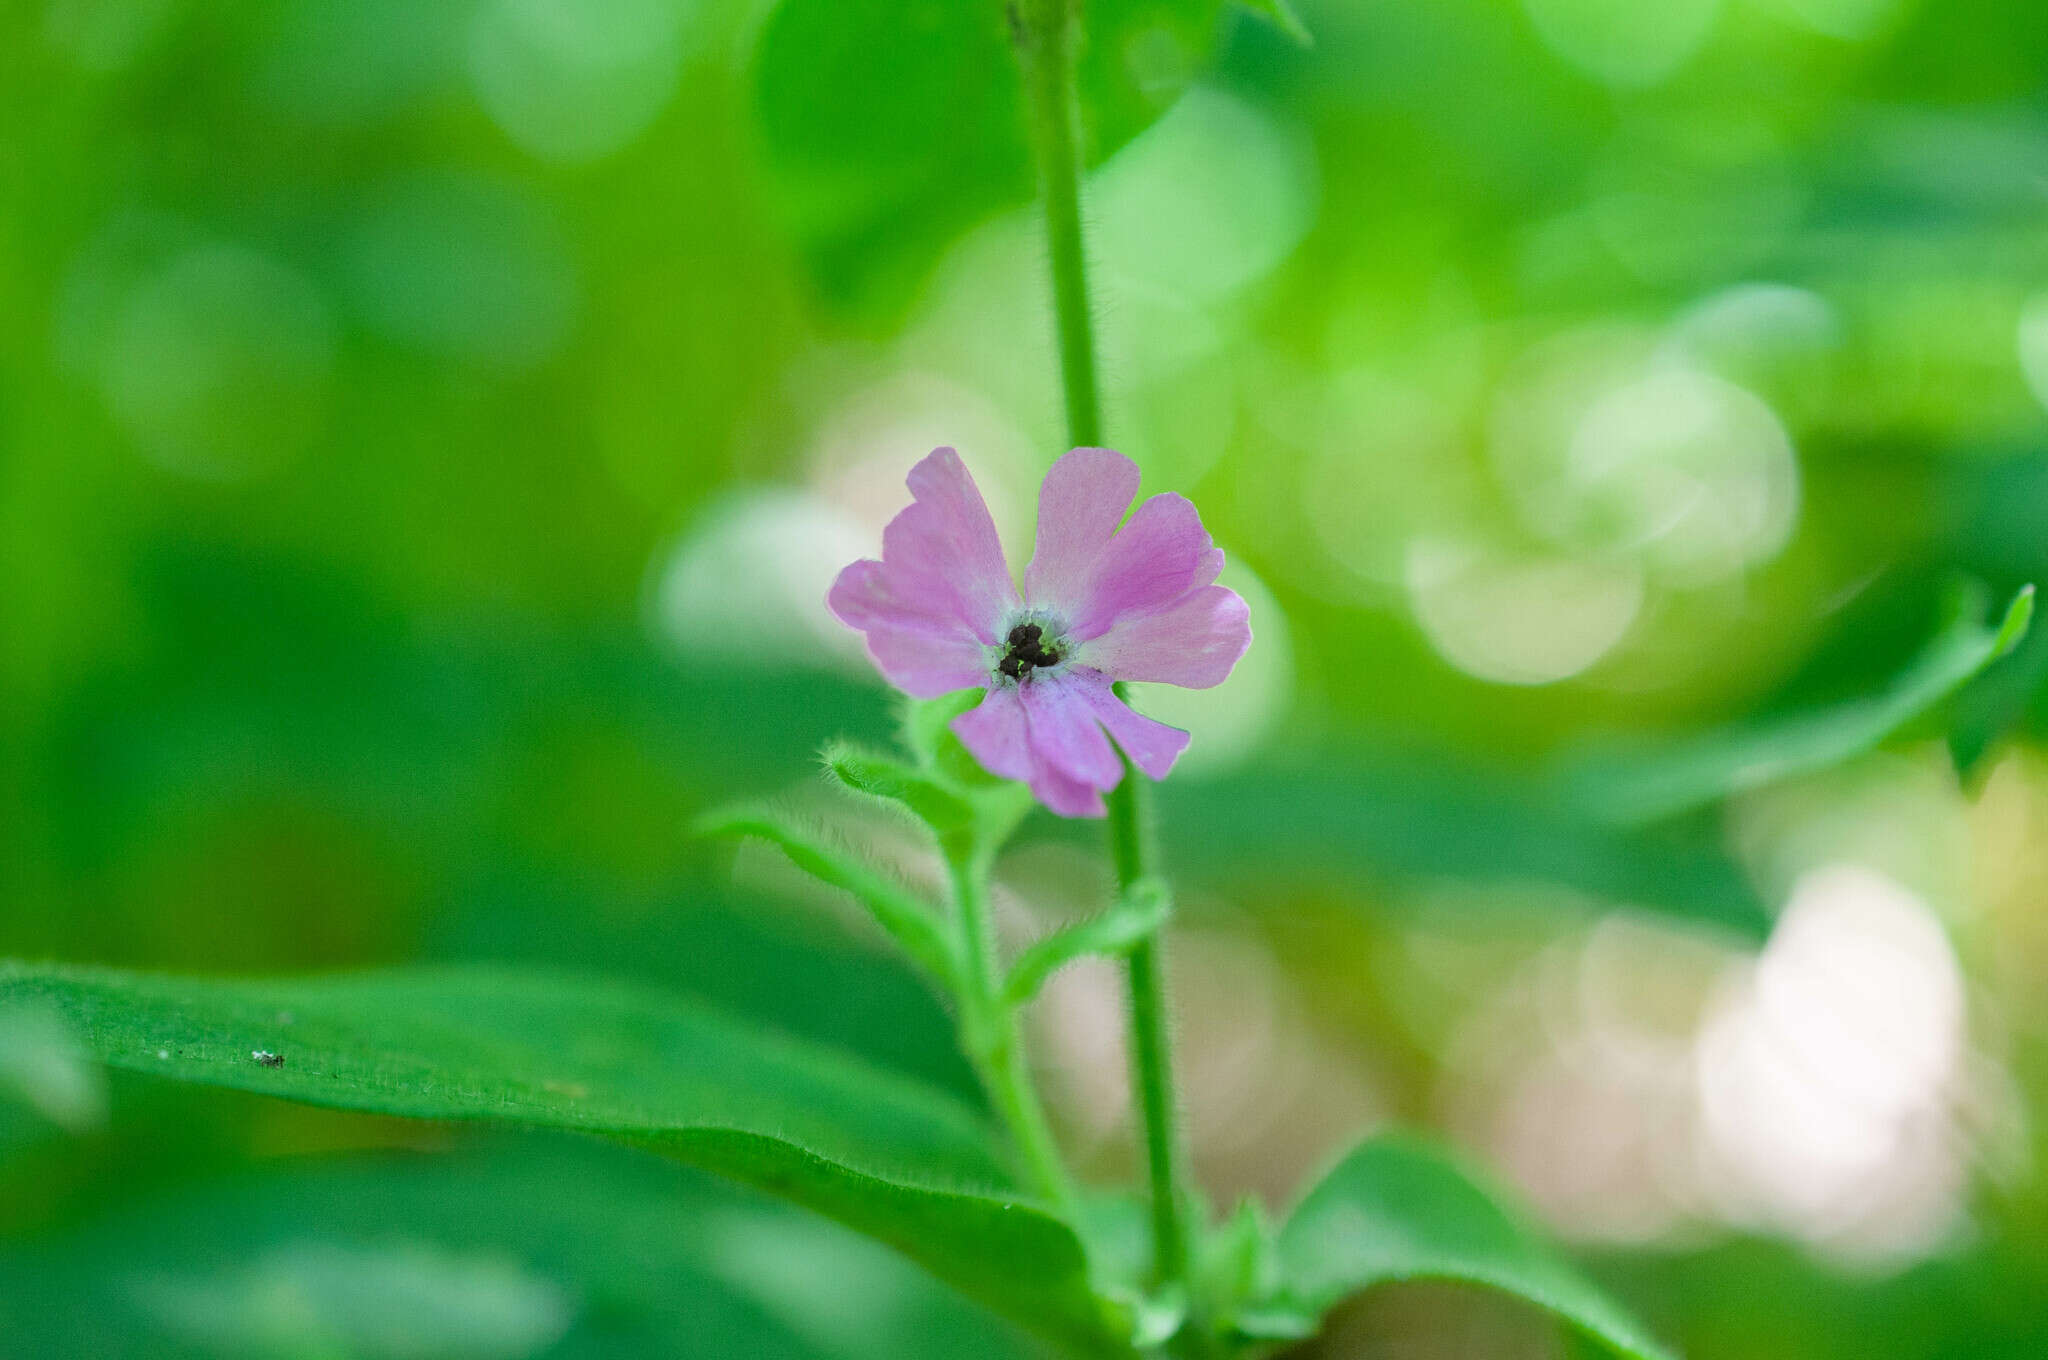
[1948,603,2048,782]
[1,1142,1039,1360]
[1237,0,1312,44]
[0,963,1125,1356]
[1277,1135,1674,1360]
[1158,758,1772,938]
[1003,879,1171,1008]
[752,0,1230,319]
[1561,583,2033,826]
[895,691,1039,850]
[697,805,961,988]
[823,740,976,834]
[899,690,986,768]
[1198,1198,1314,1343]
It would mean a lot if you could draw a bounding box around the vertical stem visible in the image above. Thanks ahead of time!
[951,848,1078,1217]
[1107,769,1193,1294]
[1015,0,1102,449]
[1015,0,1197,1309]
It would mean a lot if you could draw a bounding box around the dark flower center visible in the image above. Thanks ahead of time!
[997,621,1061,679]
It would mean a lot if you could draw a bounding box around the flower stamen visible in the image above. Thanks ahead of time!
[998,621,1062,679]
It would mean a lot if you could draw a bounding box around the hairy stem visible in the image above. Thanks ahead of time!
[1107,767,1194,1297]
[1014,0,1198,1314]
[950,849,1078,1217]
[1015,0,1103,449]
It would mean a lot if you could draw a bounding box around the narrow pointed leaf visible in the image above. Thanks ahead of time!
[823,742,975,833]
[1160,760,1771,938]
[1561,583,2033,826]
[1238,0,1312,44]
[0,963,1124,1356]
[1003,880,1171,1008]
[1278,1135,1673,1360]
[698,807,959,988]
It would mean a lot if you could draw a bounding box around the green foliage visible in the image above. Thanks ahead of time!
[0,1142,1035,1359]
[0,963,1122,1355]
[1003,878,1172,1007]
[822,741,977,835]
[1161,759,1772,937]
[11,0,2048,1354]
[1562,583,2034,825]
[1236,0,1311,45]
[0,960,1685,1358]
[752,0,1232,318]
[1275,1135,1676,1360]
[696,805,962,988]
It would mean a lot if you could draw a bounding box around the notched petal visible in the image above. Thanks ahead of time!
[880,447,1020,643]
[1070,493,1226,641]
[1079,585,1251,690]
[1076,678,1192,780]
[830,559,990,697]
[1019,672,1125,789]
[1025,447,1141,613]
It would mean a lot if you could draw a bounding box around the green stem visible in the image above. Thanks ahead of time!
[1015,0,1102,449]
[1014,0,1197,1315]
[1106,765,1193,1297]
[950,849,1078,1217]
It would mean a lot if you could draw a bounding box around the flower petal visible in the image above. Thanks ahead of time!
[1028,762,1109,818]
[880,447,1019,643]
[950,687,1111,817]
[1076,584,1250,690]
[1069,493,1226,641]
[1072,674,1192,779]
[950,686,1032,783]
[1025,447,1140,613]
[828,560,990,697]
[1019,671,1124,789]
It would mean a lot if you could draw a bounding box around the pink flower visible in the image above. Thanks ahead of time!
[829,447,1252,817]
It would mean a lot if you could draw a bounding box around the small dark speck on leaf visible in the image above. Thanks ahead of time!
[252,1050,285,1068]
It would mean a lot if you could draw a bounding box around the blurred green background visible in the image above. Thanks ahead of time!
[5,0,2048,1355]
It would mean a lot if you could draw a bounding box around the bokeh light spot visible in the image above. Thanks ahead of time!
[1522,0,1721,89]
[648,489,871,672]
[339,173,577,368]
[1492,329,1799,586]
[1405,538,1642,685]
[99,242,335,480]
[1697,865,1970,1263]
[1091,87,1319,314]
[43,0,175,72]
[466,0,690,164]
[2016,291,2048,415]
[258,0,467,127]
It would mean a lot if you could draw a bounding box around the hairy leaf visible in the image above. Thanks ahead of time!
[1004,879,1171,1007]
[823,741,976,835]
[697,807,960,988]
[0,963,1124,1355]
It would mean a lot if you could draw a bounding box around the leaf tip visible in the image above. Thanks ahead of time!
[1243,0,1314,45]
[1996,583,2035,657]
[690,802,766,841]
